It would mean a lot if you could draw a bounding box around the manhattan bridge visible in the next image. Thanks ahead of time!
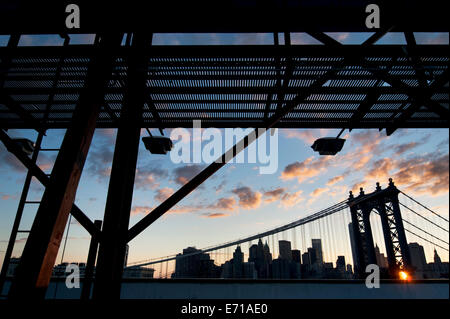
[124,178,449,281]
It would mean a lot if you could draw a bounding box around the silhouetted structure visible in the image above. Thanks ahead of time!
[173,247,221,278]
[348,179,412,278]
[221,246,256,279]
[248,239,272,279]
[279,240,293,261]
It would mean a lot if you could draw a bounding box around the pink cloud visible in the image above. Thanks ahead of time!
[201,212,230,218]
[232,186,262,209]
[281,156,332,183]
[155,187,175,202]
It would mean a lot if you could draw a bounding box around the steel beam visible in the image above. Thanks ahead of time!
[93,33,150,300]
[264,33,280,120]
[307,31,449,134]
[2,119,448,130]
[275,32,293,114]
[0,34,44,134]
[0,130,44,295]
[386,69,449,135]
[0,129,100,239]
[81,220,102,300]
[7,33,122,299]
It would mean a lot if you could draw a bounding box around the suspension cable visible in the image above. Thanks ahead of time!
[402,217,449,245]
[400,190,449,223]
[373,210,449,251]
[403,227,449,252]
[399,202,449,233]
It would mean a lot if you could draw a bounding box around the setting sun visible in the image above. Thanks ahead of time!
[399,271,409,281]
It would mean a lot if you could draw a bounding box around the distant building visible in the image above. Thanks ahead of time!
[248,239,271,278]
[292,249,301,263]
[323,262,333,269]
[434,248,442,264]
[123,266,155,278]
[290,261,301,279]
[346,264,353,274]
[336,256,346,272]
[221,260,233,278]
[307,247,318,265]
[302,252,310,266]
[263,242,272,263]
[232,246,244,278]
[423,249,449,279]
[173,246,221,278]
[272,258,291,279]
[279,240,292,261]
[222,246,257,279]
[311,239,323,264]
[408,242,427,273]
[243,261,257,279]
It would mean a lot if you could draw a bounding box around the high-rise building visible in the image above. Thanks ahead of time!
[311,239,323,264]
[233,246,244,278]
[408,242,427,271]
[292,249,301,263]
[336,256,346,272]
[302,252,310,266]
[249,239,270,278]
[307,247,317,265]
[348,222,359,272]
[263,242,272,263]
[222,246,259,279]
[221,260,233,278]
[279,240,292,261]
[323,262,333,269]
[425,249,448,279]
[346,264,353,274]
[243,262,257,279]
[249,244,258,262]
[123,266,155,278]
[272,258,291,279]
[174,246,220,278]
[434,248,442,264]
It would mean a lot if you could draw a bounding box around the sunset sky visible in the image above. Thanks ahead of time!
[0,32,448,269]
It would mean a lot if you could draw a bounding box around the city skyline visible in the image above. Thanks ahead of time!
[5,236,445,281]
[122,238,447,280]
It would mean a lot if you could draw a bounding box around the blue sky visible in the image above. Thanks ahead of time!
[0,32,448,270]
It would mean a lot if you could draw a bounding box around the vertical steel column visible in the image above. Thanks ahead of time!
[388,179,412,270]
[376,183,397,277]
[0,132,44,294]
[7,34,122,299]
[378,204,397,270]
[93,33,149,300]
[349,193,366,278]
[361,208,377,266]
[1,34,73,295]
[81,220,102,300]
